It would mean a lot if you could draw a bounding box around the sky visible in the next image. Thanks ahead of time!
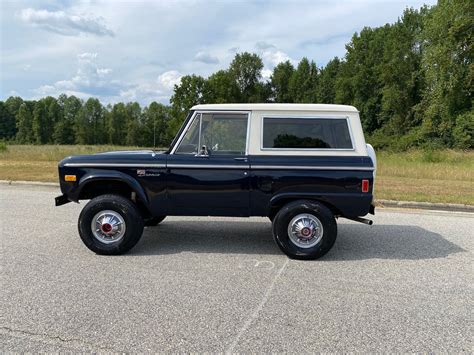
[0,0,436,106]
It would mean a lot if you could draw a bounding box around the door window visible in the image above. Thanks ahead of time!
[176,113,248,155]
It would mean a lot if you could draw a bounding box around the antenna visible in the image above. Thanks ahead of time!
[153,111,156,151]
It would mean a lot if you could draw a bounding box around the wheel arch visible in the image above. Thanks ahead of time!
[75,171,150,214]
[268,194,341,219]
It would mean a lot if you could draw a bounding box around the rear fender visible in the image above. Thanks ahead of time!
[269,192,372,218]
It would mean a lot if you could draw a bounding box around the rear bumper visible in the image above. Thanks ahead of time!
[55,194,71,206]
[369,203,375,215]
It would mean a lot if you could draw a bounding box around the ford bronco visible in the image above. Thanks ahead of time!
[56,104,376,259]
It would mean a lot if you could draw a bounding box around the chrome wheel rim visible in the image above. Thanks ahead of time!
[91,210,126,244]
[287,213,324,248]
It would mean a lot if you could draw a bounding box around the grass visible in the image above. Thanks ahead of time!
[375,149,473,205]
[0,145,156,182]
[0,145,473,205]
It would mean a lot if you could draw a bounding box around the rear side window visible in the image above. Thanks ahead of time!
[262,117,353,149]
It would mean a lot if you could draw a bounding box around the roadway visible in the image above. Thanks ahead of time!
[1,184,472,352]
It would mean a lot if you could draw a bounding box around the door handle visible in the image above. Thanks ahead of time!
[234,157,248,162]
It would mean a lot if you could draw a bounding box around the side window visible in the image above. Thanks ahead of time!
[175,114,201,154]
[176,112,248,155]
[262,117,353,149]
[200,113,248,155]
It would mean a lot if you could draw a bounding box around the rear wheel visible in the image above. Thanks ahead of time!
[272,200,337,260]
[78,194,144,255]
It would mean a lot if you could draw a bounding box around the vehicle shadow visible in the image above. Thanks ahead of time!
[134,221,280,256]
[324,223,465,261]
[131,220,465,260]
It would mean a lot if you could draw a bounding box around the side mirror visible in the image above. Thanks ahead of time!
[196,145,209,157]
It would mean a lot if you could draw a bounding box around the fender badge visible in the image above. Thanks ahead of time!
[137,169,146,176]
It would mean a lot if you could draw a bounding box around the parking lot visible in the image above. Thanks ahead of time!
[1,184,472,352]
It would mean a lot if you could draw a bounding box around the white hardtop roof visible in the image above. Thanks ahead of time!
[191,103,358,112]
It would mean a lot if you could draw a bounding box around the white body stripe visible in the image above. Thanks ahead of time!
[64,162,373,171]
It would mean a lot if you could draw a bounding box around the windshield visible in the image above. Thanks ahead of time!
[166,110,195,153]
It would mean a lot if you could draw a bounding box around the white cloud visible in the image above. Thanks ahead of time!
[254,42,295,81]
[33,53,118,98]
[97,68,112,76]
[33,53,181,105]
[20,8,114,37]
[77,52,98,61]
[261,69,273,80]
[255,41,294,67]
[261,49,293,67]
[194,51,219,64]
[119,70,182,103]
[2,0,437,105]
[157,70,182,92]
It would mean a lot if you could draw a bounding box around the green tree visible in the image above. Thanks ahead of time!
[142,102,169,147]
[16,102,34,143]
[169,74,209,138]
[0,101,15,139]
[107,103,128,145]
[335,26,390,132]
[76,98,106,144]
[228,52,264,102]
[32,100,49,144]
[378,8,426,134]
[289,58,318,103]
[271,61,295,103]
[316,57,340,103]
[3,96,23,139]
[207,70,238,103]
[54,95,82,144]
[125,102,142,146]
[419,0,473,147]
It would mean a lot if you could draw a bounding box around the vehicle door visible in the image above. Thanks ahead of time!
[166,111,251,216]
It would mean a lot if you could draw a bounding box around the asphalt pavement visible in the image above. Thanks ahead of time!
[1,184,472,352]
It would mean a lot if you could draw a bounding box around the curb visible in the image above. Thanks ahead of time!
[376,199,474,213]
[0,180,59,187]
[1,180,472,213]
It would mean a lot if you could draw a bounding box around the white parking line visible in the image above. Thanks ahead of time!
[226,258,290,354]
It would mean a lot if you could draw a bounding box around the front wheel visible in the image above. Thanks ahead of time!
[78,194,144,255]
[272,200,337,260]
[144,215,166,226]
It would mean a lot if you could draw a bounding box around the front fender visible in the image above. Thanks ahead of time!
[72,169,149,204]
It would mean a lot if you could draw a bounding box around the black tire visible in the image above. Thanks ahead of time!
[144,215,166,227]
[78,194,144,255]
[272,200,337,260]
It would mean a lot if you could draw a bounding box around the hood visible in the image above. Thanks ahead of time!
[95,150,158,155]
[58,149,166,167]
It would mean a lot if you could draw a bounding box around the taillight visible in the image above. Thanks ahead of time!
[362,179,369,193]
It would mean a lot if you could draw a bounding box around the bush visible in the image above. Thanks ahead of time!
[367,127,423,152]
[0,140,7,152]
[421,148,443,163]
[452,111,474,149]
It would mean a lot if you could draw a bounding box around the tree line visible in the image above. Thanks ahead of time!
[0,0,472,149]
[0,95,170,147]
